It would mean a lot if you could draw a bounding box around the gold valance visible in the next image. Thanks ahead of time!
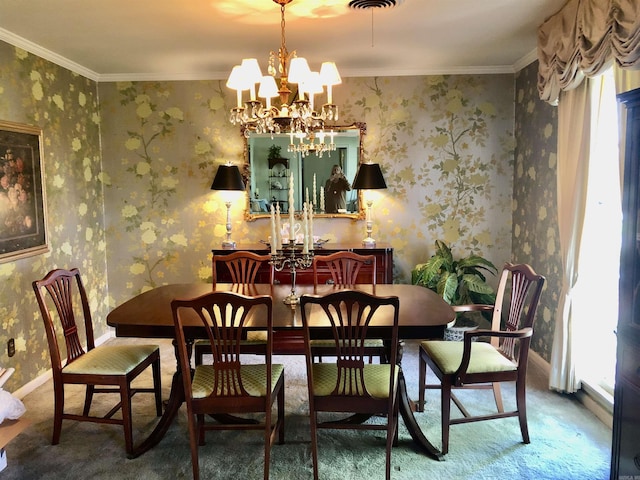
[537,0,640,104]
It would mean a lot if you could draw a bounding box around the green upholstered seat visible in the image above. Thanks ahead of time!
[311,363,398,398]
[63,344,160,375]
[420,340,517,375]
[310,338,384,349]
[192,363,284,398]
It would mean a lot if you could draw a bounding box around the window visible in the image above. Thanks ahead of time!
[572,68,621,397]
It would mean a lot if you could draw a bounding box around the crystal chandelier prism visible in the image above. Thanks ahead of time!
[226,0,341,139]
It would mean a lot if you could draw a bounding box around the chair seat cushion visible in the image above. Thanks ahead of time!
[63,344,159,375]
[192,364,284,398]
[311,363,397,398]
[420,340,517,375]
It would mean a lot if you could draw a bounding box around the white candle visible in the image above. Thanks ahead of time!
[270,204,277,255]
[308,204,314,251]
[305,187,309,205]
[320,186,325,212]
[289,172,295,236]
[302,203,309,254]
[275,203,282,249]
[313,174,317,210]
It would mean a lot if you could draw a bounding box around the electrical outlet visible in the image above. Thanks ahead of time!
[7,338,15,357]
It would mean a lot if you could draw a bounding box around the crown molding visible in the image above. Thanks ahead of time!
[2,28,531,82]
[513,48,539,72]
[0,28,99,81]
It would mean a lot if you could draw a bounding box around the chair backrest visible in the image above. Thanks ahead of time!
[32,268,94,375]
[491,263,545,360]
[172,291,273,398]
[300,290,399,396]
[312,251,377,287]
[212,251,273,288]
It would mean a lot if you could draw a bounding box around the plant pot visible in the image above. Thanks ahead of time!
[444,314,479,341]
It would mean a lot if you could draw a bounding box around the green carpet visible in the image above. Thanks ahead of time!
[2,339,611,479]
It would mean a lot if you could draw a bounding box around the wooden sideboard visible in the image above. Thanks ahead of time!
[212,243,394,285]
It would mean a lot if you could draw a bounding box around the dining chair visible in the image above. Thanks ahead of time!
[172,291,285,480]
[194,251,274,365]
[417,263,545,454]
[32,268,162,456]
[300,290,400,480]
[311,251,386,363]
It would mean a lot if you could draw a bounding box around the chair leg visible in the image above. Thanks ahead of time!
[310,412,319,480]
[264,412,271,480]
[516,379,530,444]
[492,382,504,413]
[197,414,206,446]
[417,351,426,412]
[277,381,285,444]
[120,382,134,456]
[187,413,201,480]
[52,382,64,445]
[441,379,452,455]
[152,356,163,416]
[83,384,95,416]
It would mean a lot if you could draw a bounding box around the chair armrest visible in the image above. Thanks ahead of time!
[454,327,533,383]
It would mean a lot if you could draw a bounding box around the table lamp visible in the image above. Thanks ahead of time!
[211,163,245,248]
[352,162,387,247]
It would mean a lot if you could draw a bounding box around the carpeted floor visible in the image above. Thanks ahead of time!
[1,338,611,479]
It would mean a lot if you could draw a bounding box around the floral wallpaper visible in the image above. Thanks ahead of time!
[0,35,561,391]
[0,41,107,390]
[513,62,562,362]
[100,75,514,305]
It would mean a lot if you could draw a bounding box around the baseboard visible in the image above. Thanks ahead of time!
[12,330,114,400]
[529,349,613,429]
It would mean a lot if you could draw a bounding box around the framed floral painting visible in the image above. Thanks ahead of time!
[0,120,48,263]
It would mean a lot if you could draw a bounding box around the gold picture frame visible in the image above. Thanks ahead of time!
[0,120,48,263]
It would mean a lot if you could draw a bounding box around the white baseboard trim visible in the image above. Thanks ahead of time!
[12,330,115,400]
[529,349,613,429]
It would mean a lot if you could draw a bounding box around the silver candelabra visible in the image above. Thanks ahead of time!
[270,240,314,305]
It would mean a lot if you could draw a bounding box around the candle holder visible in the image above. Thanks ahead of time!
[270,240,314,305]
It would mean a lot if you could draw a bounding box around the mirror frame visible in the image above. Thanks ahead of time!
[243,122,367,221]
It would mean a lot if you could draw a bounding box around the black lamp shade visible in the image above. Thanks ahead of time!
[352,163,387,190]
[211,164,245,191]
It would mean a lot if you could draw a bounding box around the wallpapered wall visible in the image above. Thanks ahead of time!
[99,75,515,305]
[0,41,108,390]
[513,62,562,361]
[0,38,562,392]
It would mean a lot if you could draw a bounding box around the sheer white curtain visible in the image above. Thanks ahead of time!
[549,81,591,393]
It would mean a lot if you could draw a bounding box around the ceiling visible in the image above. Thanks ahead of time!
[0,0,566,82]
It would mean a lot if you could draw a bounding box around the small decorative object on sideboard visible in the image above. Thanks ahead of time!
[411,240,497,338]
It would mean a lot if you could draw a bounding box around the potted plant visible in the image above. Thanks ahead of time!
[411,240,498,338]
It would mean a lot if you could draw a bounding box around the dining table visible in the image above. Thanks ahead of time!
[106,282,455,460]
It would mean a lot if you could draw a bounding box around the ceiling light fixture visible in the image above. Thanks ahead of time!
[226,0,341,141]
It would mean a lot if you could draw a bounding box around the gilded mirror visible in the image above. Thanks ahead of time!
[243,123,366,221]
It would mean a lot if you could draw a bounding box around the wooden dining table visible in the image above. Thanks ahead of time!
[106,282,455,460]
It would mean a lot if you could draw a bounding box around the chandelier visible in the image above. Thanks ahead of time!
[226,0,341,140]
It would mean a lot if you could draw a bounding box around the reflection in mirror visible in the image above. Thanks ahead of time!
[244,123,366,220]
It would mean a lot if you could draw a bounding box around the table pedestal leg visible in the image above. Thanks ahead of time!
[127,368,185,459]
[398,369,445,461]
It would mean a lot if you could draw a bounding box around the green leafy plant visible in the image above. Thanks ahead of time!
[268,144,282,160]
[411,240,497,307]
